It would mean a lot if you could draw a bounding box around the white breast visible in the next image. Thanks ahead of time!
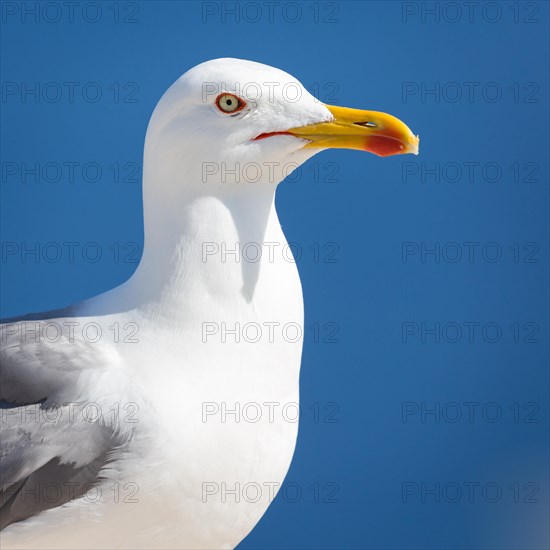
[1,196,304,550]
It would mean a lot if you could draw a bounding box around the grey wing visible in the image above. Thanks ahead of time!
[1,307,82,404]
[0,403,116,530]
[0,310,127,530]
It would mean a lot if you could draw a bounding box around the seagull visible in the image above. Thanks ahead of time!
[0,58,419,549]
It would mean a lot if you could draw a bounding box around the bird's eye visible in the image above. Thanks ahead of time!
[216,93,245,114]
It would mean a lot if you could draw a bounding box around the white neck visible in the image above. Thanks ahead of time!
[96,149,300,328]
[134,181,280,315]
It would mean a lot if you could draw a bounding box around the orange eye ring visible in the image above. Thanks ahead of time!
[215,93,246,114]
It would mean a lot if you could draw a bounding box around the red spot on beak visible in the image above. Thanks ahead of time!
[365,136,408,157]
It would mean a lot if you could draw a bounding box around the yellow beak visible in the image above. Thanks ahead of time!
[287,104,419,157]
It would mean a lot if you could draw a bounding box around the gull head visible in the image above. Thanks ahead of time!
[145,58,420,191]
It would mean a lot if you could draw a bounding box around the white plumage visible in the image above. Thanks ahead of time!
[0,58,418,549]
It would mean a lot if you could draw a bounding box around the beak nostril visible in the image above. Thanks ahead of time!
[354,121,377,128]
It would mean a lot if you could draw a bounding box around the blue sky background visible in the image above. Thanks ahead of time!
[1,1,548,548]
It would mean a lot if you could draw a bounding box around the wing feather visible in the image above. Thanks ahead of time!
[0,310,130,529]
